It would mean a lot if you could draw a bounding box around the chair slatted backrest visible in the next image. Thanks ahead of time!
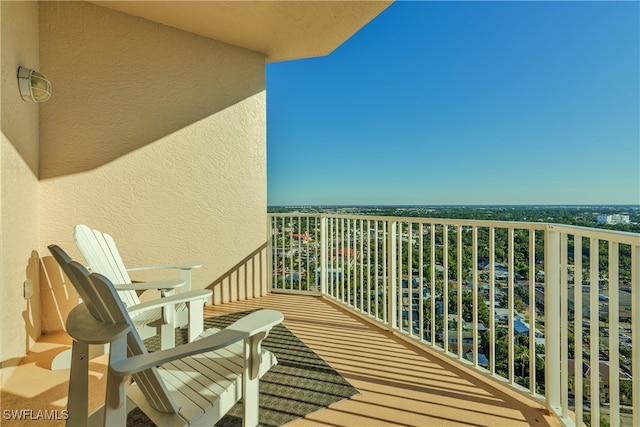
[48,245,179,414]
[74,224,139,308]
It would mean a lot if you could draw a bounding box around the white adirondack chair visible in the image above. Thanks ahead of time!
[74,224,211,349]
[49,245,282,427]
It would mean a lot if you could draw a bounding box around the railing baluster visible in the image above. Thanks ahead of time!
[546,228,561,414]
[574,235,583,426]
[472,226,478,367]
[489,226,496,375]
[443,224,449,354]
[349,218,352,305]
[409,223,414,336]
[398,222,403,331]
[268,216,274,290]
[359,219,364,312]
[609,241,620,427]
[330,217,334,298]
[366,219,371,316]
[590,237,600,426]
[289,217,294,290]
[374,220,380,319]
[430,223,436,348]
[419,223,425,343]
[561,232,569,419]
[300,215,304,291]
[508,228,515,385]
[529,229,536,395]
[281,216,286,290]
[457,225,463,359]
[321,216,328,296]
[352,218,357,306]
[336,217,339,298]
[632,243,640,427]
[340,218,345,302]
[383,220,388,324]
[388,219,397,330]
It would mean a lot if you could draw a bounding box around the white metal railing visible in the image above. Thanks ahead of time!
[268,213,639,427]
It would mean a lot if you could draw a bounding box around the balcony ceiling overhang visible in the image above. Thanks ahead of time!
[88,1,392,63]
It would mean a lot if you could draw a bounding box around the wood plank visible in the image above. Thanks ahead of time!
[127,387,188,427]
[159,365,209,421]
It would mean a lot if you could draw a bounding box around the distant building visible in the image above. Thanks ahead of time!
[329,248,358,259]
[291,233,312,242]
[596,214,630,225]
[464,351,490,368]
[567,359,632,405]
[494,308,524,322]
[440,330,477,353]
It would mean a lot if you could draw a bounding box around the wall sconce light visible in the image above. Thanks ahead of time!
[17,66,52,102]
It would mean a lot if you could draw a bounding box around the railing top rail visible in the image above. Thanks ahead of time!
[268,213,639,244]
[269,212,547,228]
[547,223,640,245]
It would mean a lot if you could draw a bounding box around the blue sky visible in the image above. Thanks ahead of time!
[266,1,639,206]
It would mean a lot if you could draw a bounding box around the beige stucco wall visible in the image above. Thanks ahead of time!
[37,1,268,328]
[1,1,42,378]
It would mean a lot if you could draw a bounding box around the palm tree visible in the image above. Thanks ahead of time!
[518,347,529,378]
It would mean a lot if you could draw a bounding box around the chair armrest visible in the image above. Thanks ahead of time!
[127,263,201,293]
[112,279,184,292]
[66,304,131,344]
[126,289,212,317]
[126,263,202,272]
[226,309,285,336]
[110,309,283,376]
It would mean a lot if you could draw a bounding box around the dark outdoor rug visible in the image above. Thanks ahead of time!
[126,310,359,426]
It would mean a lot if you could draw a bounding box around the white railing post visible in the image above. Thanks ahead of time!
[528,229,537,395]
[508,227,515,386]
[472,226,478,367]
[609,241,620,427]
[560,233,569,420]
[574,236,584,425]
[374,220,379,321]
[408,223,414,336]
[457,226,463,359]
[430,223,436,347]
[388,219,397,330]
[419,223,425,342]
[489,226,496,375]
[320,216,328,296]
[443,225,449,353]
[545,227,561,415]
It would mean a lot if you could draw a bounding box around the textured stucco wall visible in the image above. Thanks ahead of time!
[1,1,42,378]
[38,1,268,325]
[89,1,393,63]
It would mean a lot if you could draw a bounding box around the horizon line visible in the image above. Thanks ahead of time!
[268,204,640,208]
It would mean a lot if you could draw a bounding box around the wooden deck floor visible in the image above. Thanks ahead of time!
[1,293,562,426]
[206,293,560,427]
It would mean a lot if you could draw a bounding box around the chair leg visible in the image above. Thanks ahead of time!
[159,322,176,350]
[103,335,129,427]
[243,331,268,427]
[187,300,204,342]
[67,341,89,427]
